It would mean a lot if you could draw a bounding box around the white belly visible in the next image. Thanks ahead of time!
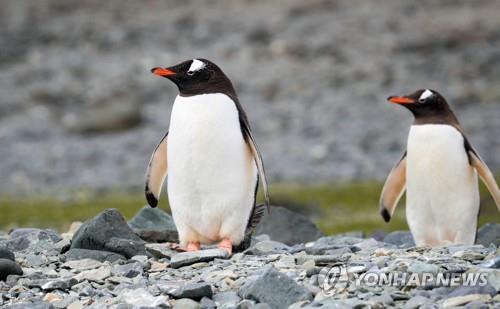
[167,94,257,244]
[406,124,479,245]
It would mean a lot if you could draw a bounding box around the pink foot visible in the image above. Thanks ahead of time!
[218,238,233,256]
[186,242,201,252]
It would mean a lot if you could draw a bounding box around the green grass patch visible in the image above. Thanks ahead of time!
[0,181,498,235]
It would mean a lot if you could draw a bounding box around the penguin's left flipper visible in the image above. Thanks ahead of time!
[379,152,407,222]
[145,131,169,208]
[468,150,500,211]
[240,120,270,213]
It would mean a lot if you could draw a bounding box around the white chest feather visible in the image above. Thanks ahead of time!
[166,93,257,242]
[405,124,479,244]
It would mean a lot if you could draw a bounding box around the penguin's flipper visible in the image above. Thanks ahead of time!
[244,132,270,212]
[379,152,407,222]
[468,150,500,210]
[145,131,169,208]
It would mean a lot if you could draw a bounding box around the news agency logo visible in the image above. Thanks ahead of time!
[318,264,489,296]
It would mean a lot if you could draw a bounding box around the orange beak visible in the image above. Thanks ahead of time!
[151,67,176,77]
[387,96,416,104]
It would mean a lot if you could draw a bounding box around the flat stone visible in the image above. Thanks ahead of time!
[478,256,500,269]
[404,295,432,309]
[452,250,486,261]
[246,240,292,255]
[0,258,23,281]
[239,266,312,309]
[41,278,78,291]
[73,266,111,283]
[443,294,492,308]
[170,282,213,300]
[446,285,497,298]
[408,261,440,274]
[170,249,230,269]
[64,248,125,263]
[111,261,143,278]
[62,259,104,271]
[255,206,323,245]
[118,287,169,307]
[70,208,146,258]
[145,243,178,259]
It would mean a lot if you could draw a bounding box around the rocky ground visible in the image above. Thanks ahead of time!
[1,0,500,195]
[0,207,499,308]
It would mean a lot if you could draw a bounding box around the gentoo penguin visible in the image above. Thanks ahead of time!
[145,59,270,254]
[380,89,500,246]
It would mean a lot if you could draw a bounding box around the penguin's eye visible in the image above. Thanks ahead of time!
[187,70,195,76]
[418,98,426,103]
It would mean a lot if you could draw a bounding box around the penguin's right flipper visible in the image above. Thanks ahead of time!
[145,131,169,208]
[468,150,500,211]
[379,152,407,222]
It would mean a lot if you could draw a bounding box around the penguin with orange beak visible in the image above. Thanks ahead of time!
[145,59,269,255]
[380,89,500,246]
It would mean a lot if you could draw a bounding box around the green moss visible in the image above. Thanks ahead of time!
[0,181,498,235]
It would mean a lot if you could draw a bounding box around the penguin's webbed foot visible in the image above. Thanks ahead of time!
[186,241,201,252]
[218,238,233,256]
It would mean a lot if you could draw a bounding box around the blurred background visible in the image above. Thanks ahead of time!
[0,0,499,233]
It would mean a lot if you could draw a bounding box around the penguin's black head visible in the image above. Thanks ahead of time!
[387,89,452,119]
[151,59,235,97]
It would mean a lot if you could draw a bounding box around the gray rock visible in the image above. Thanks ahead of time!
[8,228,62,253]
[174,299,202,309]
[213,291,241,307]
[478,256,500,269]
[0,258,23,281]
[41,278,78,291]
[129,206,179,243]
[199,297,216,309]
[111,262,143,278]
[408,261,440,274]
[170,249,230,269]
[255,206,323,245]
[476,223,500,247]
[170,282,213,300]
[383,231,415,248]
[238,267,313,309]
[64,248,126,263]
[3,302,54,309]
[145,243,178,259]
[70,208,146,258]
[117,287,169,307]
[404,295,432,309]
[464,300,491,309]
[0,247,15,261]
[246,240,292,255]
[446,285,497,298]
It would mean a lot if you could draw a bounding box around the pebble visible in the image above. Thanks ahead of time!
[0,258,23,281]
[170,249,230,269]
[1,207,499,308]
[170,282,213,300]
[442,294,492,308]
[174,298,202,309]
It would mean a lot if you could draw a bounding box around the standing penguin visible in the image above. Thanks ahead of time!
[380,89,500,246]
[145,59,269,255]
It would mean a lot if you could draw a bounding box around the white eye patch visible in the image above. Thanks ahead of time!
[419,89,433,101]
[188,59,206,73]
